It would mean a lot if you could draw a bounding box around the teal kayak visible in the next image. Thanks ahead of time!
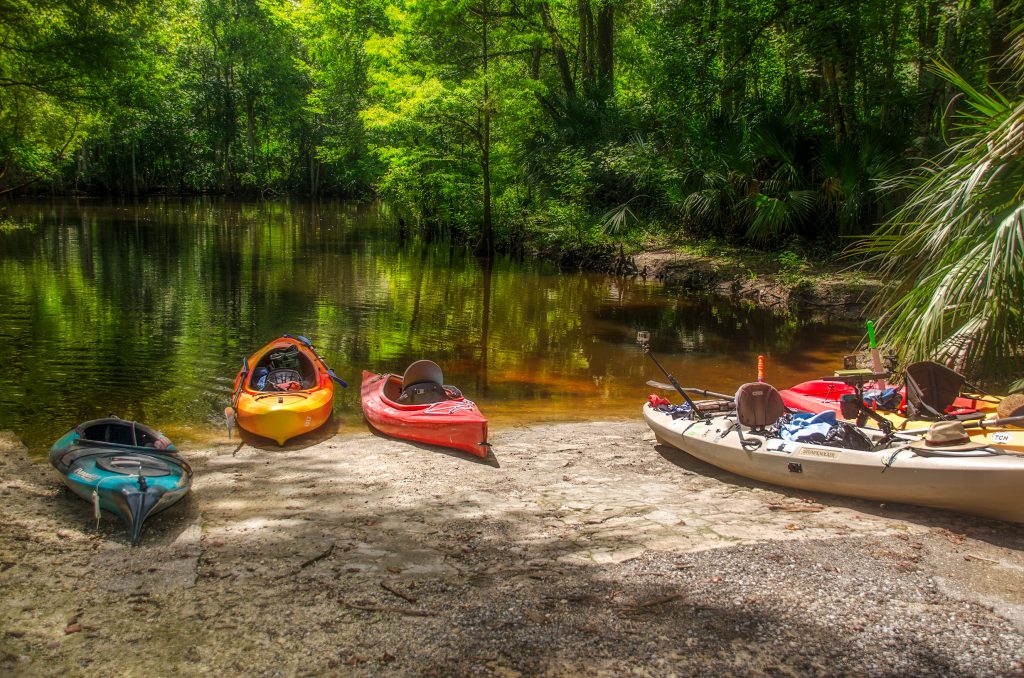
[49,417,192,544]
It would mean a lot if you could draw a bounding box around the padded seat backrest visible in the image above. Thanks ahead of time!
[905,361,965,419]
[734,382,786,429]
[402,360,444,390]
[400,360,447,405]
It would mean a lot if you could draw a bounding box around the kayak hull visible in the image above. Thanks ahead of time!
[233,336,335,445]
[49,420,192,544]
[643,404,1024,523]
[360,371,488,457]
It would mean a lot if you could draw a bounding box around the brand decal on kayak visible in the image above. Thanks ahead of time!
[796,447,839,459]
[424,400,477,415]
[990,431,1012,444]
[73,469,99,481]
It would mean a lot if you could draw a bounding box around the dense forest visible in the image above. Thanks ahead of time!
[1,1,1021,257]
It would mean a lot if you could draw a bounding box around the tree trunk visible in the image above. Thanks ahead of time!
[539,2,576,99]
[917,0,940,87]
[309,151,319,197]
[478,0,494,258]
[578,0,595,90]
[246,92,256,164]
[131,138,137,196]
[596,1,613,92]
[988,0,1017,88]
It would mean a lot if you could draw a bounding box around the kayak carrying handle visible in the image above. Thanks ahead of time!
[254,392,309,401]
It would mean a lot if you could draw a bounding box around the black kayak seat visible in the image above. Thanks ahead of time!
[400,360,447,405]
[905,361,965,419]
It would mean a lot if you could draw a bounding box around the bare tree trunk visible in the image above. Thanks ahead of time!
[478,0,494,258]
[989,0,1018,88]
[539,2,576,98]
[596,1,613,92]
[309,151,319,197]
[578,0,595,89]
[246,92,256,164]
[131,138,137,196]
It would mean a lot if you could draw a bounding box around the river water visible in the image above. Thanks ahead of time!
[0,199,861,451]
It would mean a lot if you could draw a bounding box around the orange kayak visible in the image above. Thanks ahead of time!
[231,336,336,445]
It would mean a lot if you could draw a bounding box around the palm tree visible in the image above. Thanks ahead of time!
[855,17,1024,385]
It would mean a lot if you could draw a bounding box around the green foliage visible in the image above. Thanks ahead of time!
[0,0,1018,268]
[856,34,1024,382]
[776,249,810,285]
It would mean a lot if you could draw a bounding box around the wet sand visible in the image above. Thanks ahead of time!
[1,422,1022,676]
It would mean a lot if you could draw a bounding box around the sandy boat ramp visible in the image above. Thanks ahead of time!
[1,421,1022,676]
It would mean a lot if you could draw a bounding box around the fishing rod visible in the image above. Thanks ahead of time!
[636,331,707,419]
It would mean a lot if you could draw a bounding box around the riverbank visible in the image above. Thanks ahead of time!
[2,422,1022,676]
[630,244,881,322]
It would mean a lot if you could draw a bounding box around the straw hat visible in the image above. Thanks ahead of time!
[997,393,1024,420]
[908,421,987,451]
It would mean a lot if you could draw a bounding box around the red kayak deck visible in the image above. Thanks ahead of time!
[779,379,984,416]
[360,371,489,458]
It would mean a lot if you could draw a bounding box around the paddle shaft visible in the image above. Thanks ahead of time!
[866,321,885,389]
[646,381,735,401]
[684,386,735,400]
[898,414,1024,437]
[641,347,705,417]
[229,354,249,410]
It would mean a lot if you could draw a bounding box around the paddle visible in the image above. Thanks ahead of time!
[636,331,706,419]
[288,334,348,388]
[646,380,734,401]
[866,320,885,390]
[896,414,1024,437]
[225,355,248,439]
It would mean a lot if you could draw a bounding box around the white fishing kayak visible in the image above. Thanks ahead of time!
[643,403,1024,524]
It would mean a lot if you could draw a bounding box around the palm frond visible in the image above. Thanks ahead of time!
[855,43,1024,383]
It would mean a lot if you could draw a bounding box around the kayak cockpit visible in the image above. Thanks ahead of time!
[77,417,171,450]
[377,360,465,406]
[248,343,318,391]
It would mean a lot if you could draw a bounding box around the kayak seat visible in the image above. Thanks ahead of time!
[399,360,447,405]
[399,382,447,405]
[905,361,966,420]
[78,418,164,448]
[734,382,787,431]
[250,349,318,390]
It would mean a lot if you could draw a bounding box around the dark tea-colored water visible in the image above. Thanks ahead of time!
[0,199,861,451]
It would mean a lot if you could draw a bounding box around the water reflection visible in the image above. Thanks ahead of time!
[0,199,860,451]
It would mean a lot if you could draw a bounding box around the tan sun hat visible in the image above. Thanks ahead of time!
[908,420,987,451]
[997,393,1024,420]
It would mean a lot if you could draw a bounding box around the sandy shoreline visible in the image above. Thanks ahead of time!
[2,421,1022,676]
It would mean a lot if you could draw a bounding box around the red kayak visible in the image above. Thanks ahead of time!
[779,380,987,416]
[360,363,489,458]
